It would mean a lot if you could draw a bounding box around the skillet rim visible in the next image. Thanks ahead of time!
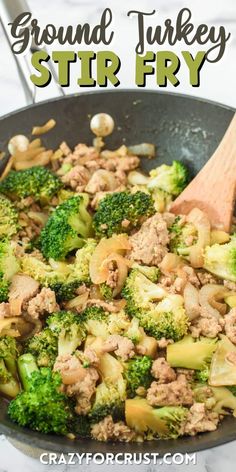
[0,88,235,122]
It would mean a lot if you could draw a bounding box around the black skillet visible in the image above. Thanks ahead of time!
[0,89,235,455]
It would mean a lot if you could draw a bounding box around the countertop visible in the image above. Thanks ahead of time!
[0,0,236,470]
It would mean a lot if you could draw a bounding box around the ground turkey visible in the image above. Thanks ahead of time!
[183,403,219,436]
[27,287,59,319]
[102,335,135,361]
[151,358,176,384]
[91,415,135,442]
[128,213,169,266]
[147,374,194,406]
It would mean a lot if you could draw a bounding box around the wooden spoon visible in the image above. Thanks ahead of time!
[170,114,236,231]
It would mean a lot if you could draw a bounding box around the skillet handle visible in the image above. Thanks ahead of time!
[0,0,65,104]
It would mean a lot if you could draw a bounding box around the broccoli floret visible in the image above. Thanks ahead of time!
[124,317,143,344]
[40,195,93,260]
[195,366,210,383]
[209,335,236,386]
[46,311,86,356]
[74,415,91,438]
[132,263,160,282]
[125,398,187,439]
[147,161,188,196]
[0,239,19,302]
[21,255,80,302]
[8,358,74,435]
[122,270,188,341]
[167,335,218,370]
[26,329,58,367]
[0,336,20,397]
[93,191,155,238]
[169,216,197,255]
[0,166,62,204]
[21,255,71,286]
[99,283,113,301]
[228,386,236,396]
[0,195,19,239]
[124,356,153,398]
[82,306,130,338]
[89,377,126,423]
[72,239,97,284]
[151,188,173,213]
[203,235,236,282]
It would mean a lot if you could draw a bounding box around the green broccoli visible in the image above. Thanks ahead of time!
[0,336,20,398]
[132,263,160,283]
[8,356,74,435]
[208,335,236,387]
[122,270,188,341]
[195,365,210,383]
[124,317,143,344]
[99,283,113,301]
[89,377,126,423]
[21,255,71,287]
[0,166,62,204]
[40,195,93,260]
[203,235,236,281]
[125,398,188,439]
[167,335,218,370]
[46,311,86,356]
[21,241,96,301]
[123,356,153,398]
[26,329,58,367]
[93,191,155,238]
[169,216,197,255]
[0,239,19,302]
[74,415,91,438]
[0,195,19,239]
[151,188,173,213]
[147,161,188,196]
[72,239,97,284]
[81,306,129,338]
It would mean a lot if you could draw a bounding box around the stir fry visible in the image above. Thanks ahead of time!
[0,115,236,443]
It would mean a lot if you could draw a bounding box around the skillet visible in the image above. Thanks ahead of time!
[0,89,235,456]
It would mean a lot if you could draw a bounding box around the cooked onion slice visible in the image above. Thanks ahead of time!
[32,119,56,135]
[184,282,200,320]
[199,284,228,319]
[187,208,211,268]
[89,234,131,284]
[127,143,155,158]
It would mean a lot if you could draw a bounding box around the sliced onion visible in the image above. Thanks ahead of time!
[13,146,45,162]
[187,209,211,268]
[184,282,200,320]
[28,138,41,149]
[102,253,131,296]
[159,253,183,274]
[28,211,48,226]
[89,234,131,284]
[66,292,89,311]
[127,143,155,158]
[0,156,14,180]
[32,119,56,135]
[127,170,150,186]
[199,284,227,319]
[14,150,53,170]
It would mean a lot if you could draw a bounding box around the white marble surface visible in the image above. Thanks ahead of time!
[0,0,236,470]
